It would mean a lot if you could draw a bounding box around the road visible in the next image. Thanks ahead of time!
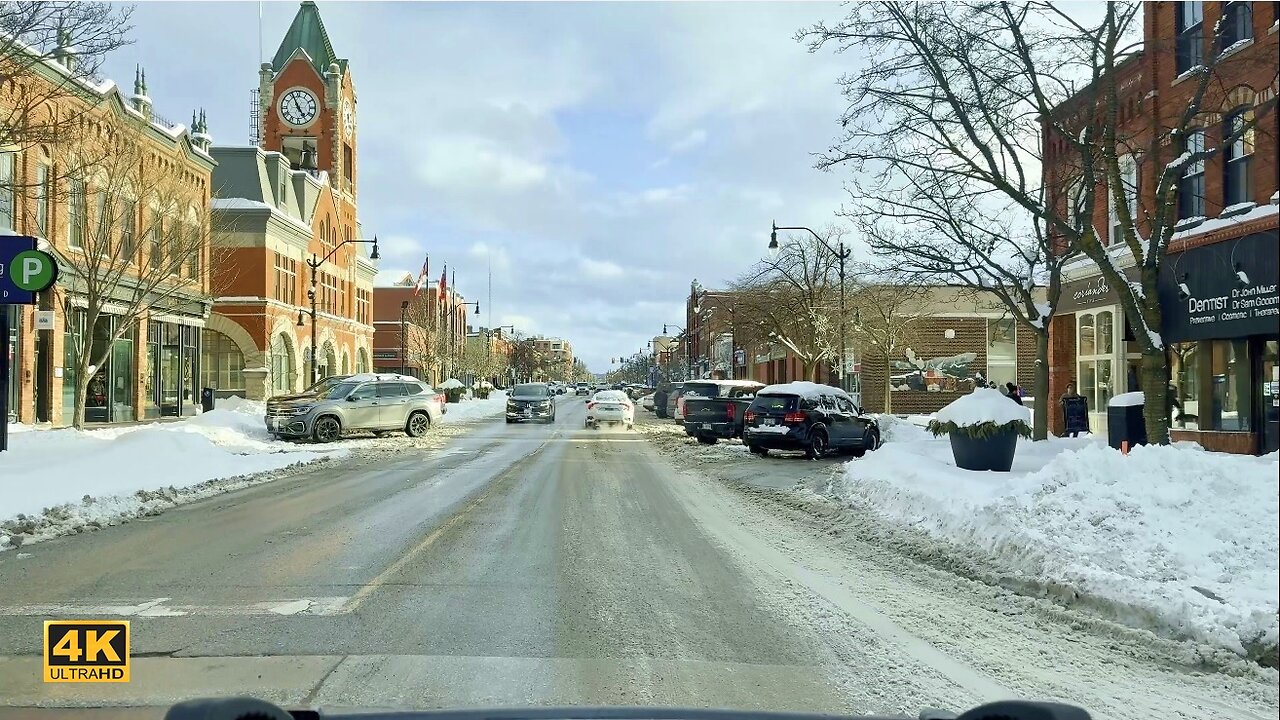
[0,395,1276,718]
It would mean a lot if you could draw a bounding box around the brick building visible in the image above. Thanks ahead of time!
[204,1,377,400]
[3,47,215,425]
[1044,1,1278,453]
[371,276,473,385]
[681,284,1039,413]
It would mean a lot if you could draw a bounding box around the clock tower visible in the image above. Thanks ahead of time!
[258,1,358,217]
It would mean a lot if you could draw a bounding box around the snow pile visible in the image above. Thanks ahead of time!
[871,414,933,444]
[440,391,508,424]
[0,403,343,547]
[934,387,1031,427]
[841,436,1279,660]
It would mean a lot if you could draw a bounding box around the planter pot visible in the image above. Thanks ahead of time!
[948,425,1018,472]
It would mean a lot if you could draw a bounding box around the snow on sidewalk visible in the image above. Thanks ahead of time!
[837,419,1279,661]
[0,397,344,547]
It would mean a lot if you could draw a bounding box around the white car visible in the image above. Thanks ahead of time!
[640,393,655,412]
[586,390,634,429]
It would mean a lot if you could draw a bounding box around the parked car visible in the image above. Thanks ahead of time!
[585,390,634,429]
[506,383,557,423]
[671,379,739,424]
[265,376,444,443]
[742,381,880,459]
[575,382,591,396]
[640,393,656,412]
[680,380,766,444]
[657,382,684,419]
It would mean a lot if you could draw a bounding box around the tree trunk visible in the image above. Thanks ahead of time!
[1139,350,1170,445]
[1032,328,1049,441]
[809,362,822,383]
[72,364,90,430]
[882,353,893,415]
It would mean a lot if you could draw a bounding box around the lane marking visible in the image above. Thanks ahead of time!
[0,596,350,618]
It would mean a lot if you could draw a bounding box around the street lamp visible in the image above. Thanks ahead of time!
[302,236,380,385]
[400,300,410,376]
[662,323,692,380]
[769,221,851,391]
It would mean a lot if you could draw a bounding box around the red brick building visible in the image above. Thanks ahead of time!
[1045,2,1278,453]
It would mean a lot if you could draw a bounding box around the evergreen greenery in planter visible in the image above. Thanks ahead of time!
[928,388,1032,472]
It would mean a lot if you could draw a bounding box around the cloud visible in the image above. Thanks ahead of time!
[577,258,625,280]
[669,128,707,154]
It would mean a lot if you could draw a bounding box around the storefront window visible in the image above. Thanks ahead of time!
[986,318,1017,388]
[146,322,160,419]
[1096,311,1113,355]
[62,308,85,423]
[111,326,134,422]
[1076,309,1117,425]
[1170,342,1200,429]
[1210,339,1250,431]
[270,333,295,393]
[201,330,244,393]
[1078,314,1096,356]
[181,325,199,415]
[4,307,19,421]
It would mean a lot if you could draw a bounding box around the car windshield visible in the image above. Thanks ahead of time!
[512,384,548,398]
[3,3,1269,720]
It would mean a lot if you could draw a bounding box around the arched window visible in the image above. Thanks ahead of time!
[271,333,296,394]
[200,330,245,393]
[356,348,369,374]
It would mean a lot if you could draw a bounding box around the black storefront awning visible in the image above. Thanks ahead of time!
[1158,231,1280,342]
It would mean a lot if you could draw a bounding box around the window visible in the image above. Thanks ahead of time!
[378,382,408,398]
[1209,339,1250,431]
[119,200,136,263]
[274,254,298,304]
[1109,154,1138,245]
[1076,310,1116,417]
[35,162,50,236]
[349,384,378,401]
[149,215,163,268]
[200,330,244,392]
[270,333,295,393]
[0,152,14,231]
[1170,342,1200,429]
[95,193,110,256]
[68,178,87,248]
[185,222,201,279]
[1176,1,1204,73]
[1223,107,1254,207]
[1219,2,1252,50]
[1178,130,1206,219]
[986,318,1017,388]
[343,144,354,185]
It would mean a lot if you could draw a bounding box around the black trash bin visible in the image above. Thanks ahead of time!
[200,387,215,413]
[1107,394,1147,450]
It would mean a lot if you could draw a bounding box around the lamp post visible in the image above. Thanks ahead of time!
[662,323,690,380]
[301,236,380,386]
[400,300,410,376]
[769,221,851,391]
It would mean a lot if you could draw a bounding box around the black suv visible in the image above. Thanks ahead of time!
[742,382,880,459]
[506,383,557,423]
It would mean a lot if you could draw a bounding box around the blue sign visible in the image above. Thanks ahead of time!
[1,236,43,304]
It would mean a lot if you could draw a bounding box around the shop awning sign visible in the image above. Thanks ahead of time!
[1158,231,1280,342]
[1,236,59,304]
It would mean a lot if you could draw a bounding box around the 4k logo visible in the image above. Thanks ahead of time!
[43,621,130,683]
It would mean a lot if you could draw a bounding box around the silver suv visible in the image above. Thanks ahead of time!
[266,376,444,442]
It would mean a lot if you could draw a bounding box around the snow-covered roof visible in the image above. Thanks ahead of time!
[757,381,851,399]
[686,379,766,388]
[935,388,1031,427]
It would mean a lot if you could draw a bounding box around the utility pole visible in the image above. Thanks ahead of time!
[400,300,409,376]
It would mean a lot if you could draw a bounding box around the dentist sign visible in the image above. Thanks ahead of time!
[1,236,59,304]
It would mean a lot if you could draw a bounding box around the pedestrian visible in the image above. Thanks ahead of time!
[1005,382,1024,406]
[1059,382,1088,437]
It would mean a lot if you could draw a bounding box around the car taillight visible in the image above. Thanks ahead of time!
[744,409,756,423]
[436,394,446,404]
[725,404,735,419]
[587,402,596,410]
[783,411,806,424]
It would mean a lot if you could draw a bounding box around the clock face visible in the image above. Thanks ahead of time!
[279,89,318,127]
[343,103,355,135]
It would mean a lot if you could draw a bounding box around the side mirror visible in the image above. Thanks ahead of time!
[347,395,359,402]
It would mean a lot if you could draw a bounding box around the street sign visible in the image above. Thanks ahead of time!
[1,236,59,304]
[35,310,55,330]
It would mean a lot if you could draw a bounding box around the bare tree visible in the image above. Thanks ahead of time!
[730,228,846,382]
[48,134,211,428]
[1,3,133,153]
[847,277,934,414]
[800,1,1275,443]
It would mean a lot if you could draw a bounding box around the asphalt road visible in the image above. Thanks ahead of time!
[0,396,849,714]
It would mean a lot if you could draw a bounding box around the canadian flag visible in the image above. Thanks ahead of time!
[412,256,429,298]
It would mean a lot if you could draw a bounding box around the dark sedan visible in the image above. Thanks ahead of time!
[742,382,880,459]
[505,383,557,424]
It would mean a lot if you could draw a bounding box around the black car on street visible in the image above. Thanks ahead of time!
[742,382,880,459]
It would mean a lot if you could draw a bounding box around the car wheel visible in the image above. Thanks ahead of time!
[312,416,341,443]
[805,429,828,460]
[696,435,717,445]
[405,411,431,438]
[852,428,880,457]
[749,444,767,457]
[505,418,515,424]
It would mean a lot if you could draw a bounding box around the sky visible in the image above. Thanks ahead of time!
[101,1,857,372]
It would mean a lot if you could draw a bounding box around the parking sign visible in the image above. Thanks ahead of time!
[1,236,58,304]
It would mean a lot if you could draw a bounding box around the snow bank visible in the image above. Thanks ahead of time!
[841,436,1279,659]
[440,391,508,424]
[934,387,1030,427]
[0,399,343,546]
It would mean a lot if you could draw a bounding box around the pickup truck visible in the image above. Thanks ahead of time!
[679,380,766,444]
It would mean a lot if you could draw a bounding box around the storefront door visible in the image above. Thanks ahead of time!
[1262,339,1279,454]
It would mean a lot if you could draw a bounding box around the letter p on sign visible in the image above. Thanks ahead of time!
[11,249,57,293]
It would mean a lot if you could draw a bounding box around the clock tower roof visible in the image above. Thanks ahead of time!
[272,1,347,77]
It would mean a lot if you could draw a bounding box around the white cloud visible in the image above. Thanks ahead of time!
[417,136,550,191]
[669,128,707,154]
[577,258,625,280]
